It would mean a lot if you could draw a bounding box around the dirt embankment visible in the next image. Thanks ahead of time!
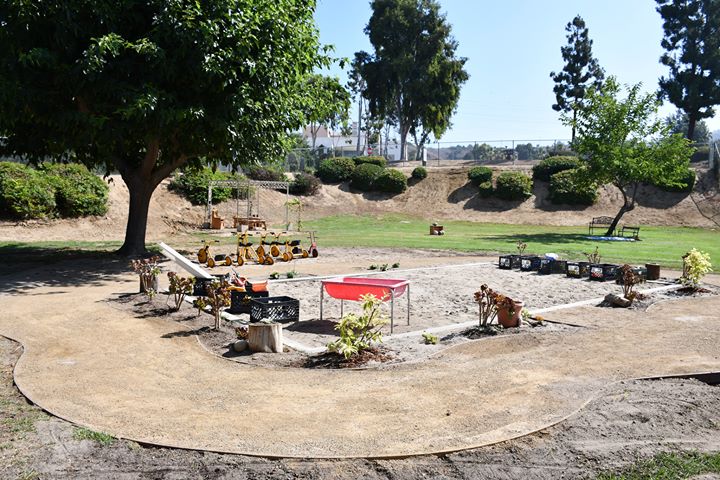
[1,166,718,243]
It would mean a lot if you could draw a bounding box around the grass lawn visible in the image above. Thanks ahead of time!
[596,451,720,479]
[298,215,719,269]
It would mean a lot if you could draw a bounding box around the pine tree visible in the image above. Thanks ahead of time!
[657,0,720,141]
[550,15,605,142]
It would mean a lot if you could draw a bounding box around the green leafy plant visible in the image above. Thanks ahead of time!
[42,163,109,217]
[269,271,280,279]
[422,332,439,345]
[379,263,389,271]
[411,166,427,179]
[166,272,195,311]
[495,171,532,200]
[73,427,114,446]
[194,279,231,330]
[392,262,400,269]
[289,172,321,196]
[374,168,407,193]
[286,270,297,279]
[316,157,356,183]
[681,248,712,289]
[654,167,696,192]
[169,168,250,205]
[327,294,388,359]
[244,164,287,182]
[520,308,531,322]
[548,169,598,205]
[353,156,387,168]
[477,180,493,197]
[467,166,493,185]
[531,156,581,181]
[131,256,161,297]
[0,162,56,219]
[368,264,378,270]
[350,162,384,191]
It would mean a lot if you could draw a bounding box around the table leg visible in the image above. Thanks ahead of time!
[320,284,324,321]
[390,290,395,334]
[341,299,344,318]
[407,284,410,326]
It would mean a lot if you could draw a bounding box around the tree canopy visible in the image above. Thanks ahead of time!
[302,74,351,150]
[0,0,329,255]
[550,15,605,142]
[358,0,468,162]
[567,77,693,235]
[657,0,720,141]
[665,110,711,142]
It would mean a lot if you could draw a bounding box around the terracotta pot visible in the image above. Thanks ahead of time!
[497,300,524,328]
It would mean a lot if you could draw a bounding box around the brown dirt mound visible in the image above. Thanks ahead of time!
[1,166,717,243]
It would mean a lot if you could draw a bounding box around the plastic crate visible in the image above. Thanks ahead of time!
[498,255,514,269]
[250,296,300,323]
[192,274,229,297]
[566,262,590,278]
[520,256,542,271]
[229,289,269,314]
[589,264,620,281]
[552,260,568,274]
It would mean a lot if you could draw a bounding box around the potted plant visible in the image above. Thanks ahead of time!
[131,256,161,294]
[495,294,524,328]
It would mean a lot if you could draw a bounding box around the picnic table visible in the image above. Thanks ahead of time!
[320,277,410,334]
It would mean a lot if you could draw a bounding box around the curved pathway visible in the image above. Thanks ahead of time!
[0,270,718,458]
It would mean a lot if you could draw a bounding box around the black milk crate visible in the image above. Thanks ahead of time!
[552,260,568,274]
[616,266,648,285]
[566,262,590,278]
[520,256,542,271]
[538,258,555,274]
[229,289,269,314]
[589,263,620,281]
[250,296,300,323]
[192,274,229,297]
[498,255,514,269]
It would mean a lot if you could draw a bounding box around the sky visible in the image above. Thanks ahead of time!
[314,0,720,146]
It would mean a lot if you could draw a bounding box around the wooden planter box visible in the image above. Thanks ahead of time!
[589,263,620,281]
[566,262,590,278]
[520,256,542,271]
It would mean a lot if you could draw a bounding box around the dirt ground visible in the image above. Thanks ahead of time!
[1,165,718,243]
[2,336,718,479]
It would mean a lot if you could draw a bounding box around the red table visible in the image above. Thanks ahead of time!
[320,277,410,333]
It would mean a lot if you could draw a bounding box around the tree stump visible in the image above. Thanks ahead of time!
[605,293,632,308]
[248,323,283,353]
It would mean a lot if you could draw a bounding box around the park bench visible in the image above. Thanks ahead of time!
[618,225,640,240]
[588,216,615,236]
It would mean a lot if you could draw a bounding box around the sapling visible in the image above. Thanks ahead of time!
[131,256,161,297]
[474,284,499,327]
[166,272,195,311]
[585,246,601,264]
[422,332,439,345]
[681,249,712,290]
[619,264,643,302]
[194,279,231,329]
[516,241,527,256]
[327,294,388,359]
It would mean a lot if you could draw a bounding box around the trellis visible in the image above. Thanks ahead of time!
[206,179,290,228]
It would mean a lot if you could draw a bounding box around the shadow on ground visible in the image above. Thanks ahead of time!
[0,244,142,293]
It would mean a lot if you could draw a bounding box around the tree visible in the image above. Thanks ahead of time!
[550,15,605,142]
[0,0,328,256]
[358,0,468,162]
[302,74,351,151]
[665,110,711,142]
[567,77,693,235]
[657,0,720,141]
[348,52,370,154]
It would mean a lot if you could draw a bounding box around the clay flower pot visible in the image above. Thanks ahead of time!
[497,300,524,328]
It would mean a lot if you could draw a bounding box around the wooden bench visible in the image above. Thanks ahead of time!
[589,216,614,236]
[618,225,640,240]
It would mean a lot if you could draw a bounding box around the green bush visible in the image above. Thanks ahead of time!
[169,168,249,205]
[478,181,494,198]
[691,145,709,163]
[374,169,407,193]
[411,166,427,180]
[532,156,581,181]
[467,166,493,185]
[43,163,108,217]
[350,163,384,191]
[353,156,387,168]
[495,171,533,200]
[243,164,287,182]
[0,162,56,219]
[655,168,696,192]
[289,173,321,196]
[548,169,598,205]
[316,157,356,183]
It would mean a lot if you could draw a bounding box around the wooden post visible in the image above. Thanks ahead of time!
[248,323,283,353]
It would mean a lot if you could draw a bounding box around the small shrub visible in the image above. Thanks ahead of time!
[619,264,644,302]
[43,163,109,217]
[350,162,383,191]
[131,256,161,297]
[194,279,231,330]
[353,155,387,168]
[0,162,56,219]
[654,167,696,193]
[548,169,598,205]
[169,168,249,205]
[316,157,356,183]
[681,248,712,289]
[411,166,427,179]
[167,272,195,311]
[422,332,438,345]
[478,180,494,197]
[289,172,321,196]
[495,171,532,200]
[73,427,114,446]
[243,164,287,182]
[467,166,493,185]
[327,294,388,359]
[532,156,581,181]
[374,168,407,193]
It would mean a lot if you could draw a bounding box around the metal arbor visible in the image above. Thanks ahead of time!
[206,179,290,229]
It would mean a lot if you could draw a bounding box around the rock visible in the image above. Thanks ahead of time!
[233,340,249,352]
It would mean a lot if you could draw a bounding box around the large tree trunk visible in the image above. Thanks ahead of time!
[606,182,638,236]
[117,175,155,257]
[687,113,697,142]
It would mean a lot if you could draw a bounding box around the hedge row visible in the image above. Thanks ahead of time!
[474,170,533,201]
[532,156,581,181]
[0,162,108,219]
